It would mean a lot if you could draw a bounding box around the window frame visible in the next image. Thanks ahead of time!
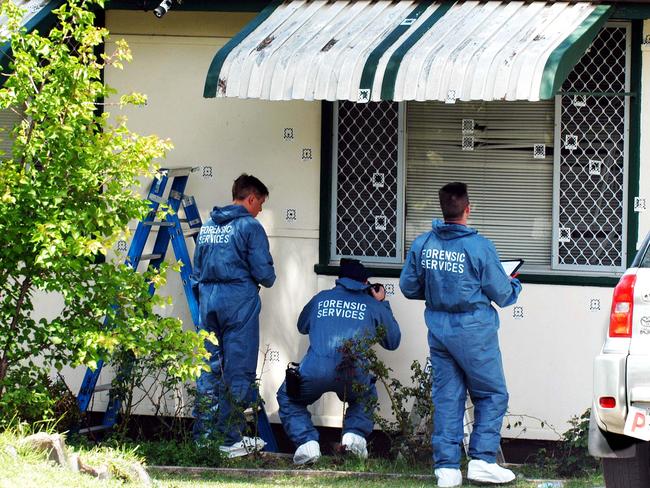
[550,21,631,276]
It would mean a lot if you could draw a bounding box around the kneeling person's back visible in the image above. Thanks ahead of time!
[277,260,401,465]
[299,277,401,362]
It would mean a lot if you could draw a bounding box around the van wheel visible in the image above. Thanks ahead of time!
[603,441,650,488]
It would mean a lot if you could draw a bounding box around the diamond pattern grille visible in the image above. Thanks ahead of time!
[556,26,628,268]
[335,101,399,259]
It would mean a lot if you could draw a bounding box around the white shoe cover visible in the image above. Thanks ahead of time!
[467,459,516,484]
[219,436,266,458]
[341,432,368,459]
[293,440,321,465]
[434,468,462,488]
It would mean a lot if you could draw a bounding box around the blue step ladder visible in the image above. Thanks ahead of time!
[76,167,278,452]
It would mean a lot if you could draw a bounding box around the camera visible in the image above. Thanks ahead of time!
[285,362,302,399]
[153,0,173,18]
[367,282,384,296]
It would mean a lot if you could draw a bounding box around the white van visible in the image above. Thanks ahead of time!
[589,232,650,487]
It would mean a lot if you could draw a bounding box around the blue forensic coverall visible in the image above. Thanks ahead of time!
[399,219,521,468]
[192,204,275,445]
[277,278,401,447]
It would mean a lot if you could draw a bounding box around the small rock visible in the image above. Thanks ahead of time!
[96,464,110,480]
[77,456,111,480]
[126,462,152,487]
[4,445,18,459]
[68,453,80,472]
[21,432,68,466]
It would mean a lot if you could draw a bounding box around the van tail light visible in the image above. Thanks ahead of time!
[599,396,617,408]
[609,274,636,338]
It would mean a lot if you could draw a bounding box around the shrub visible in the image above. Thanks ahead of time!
[0,0,211,423]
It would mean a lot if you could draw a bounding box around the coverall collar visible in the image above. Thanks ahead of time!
[211,204,251,224]
[335,277,369,292]
[432,219,477,240]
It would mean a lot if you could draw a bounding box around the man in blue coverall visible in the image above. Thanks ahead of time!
[192,174,276,457]
[400,182,521,487]
[277,260,401,465]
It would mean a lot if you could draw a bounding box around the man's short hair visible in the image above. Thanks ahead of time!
[232,173,269,200]
[439,182,469,220]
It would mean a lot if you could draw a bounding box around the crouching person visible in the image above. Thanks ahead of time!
[277,260,401,465]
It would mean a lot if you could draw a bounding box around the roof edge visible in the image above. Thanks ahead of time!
[539,4,614,100]
[202,0,282,99]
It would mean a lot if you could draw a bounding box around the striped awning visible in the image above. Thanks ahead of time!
[1,0,64,67]
[203,0,613,102]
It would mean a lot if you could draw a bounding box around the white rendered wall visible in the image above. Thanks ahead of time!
[53,10,629,440]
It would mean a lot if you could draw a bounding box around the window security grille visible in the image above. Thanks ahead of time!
[554,25,629,271]
[332,101,400,262]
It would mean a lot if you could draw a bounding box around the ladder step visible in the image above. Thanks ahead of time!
[143,221,174,227]
[78,425,112,435]
[93,384,112,393]
[140,253,163,261]
[184,229,200,237]
[179,219,201,226]
[148,194,166,204]
[162,167,196,178]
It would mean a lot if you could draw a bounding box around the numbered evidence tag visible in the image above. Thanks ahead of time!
[624,406,650,441]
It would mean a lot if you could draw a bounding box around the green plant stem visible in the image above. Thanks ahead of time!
[0,273,33,396]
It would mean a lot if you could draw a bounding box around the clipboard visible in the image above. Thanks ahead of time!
[500,259,524,277]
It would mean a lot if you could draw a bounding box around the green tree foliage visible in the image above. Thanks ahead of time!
[0,0,211,422]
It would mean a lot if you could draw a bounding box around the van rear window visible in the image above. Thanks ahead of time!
[639,243,650,268]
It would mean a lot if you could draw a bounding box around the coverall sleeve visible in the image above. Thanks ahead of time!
[400,240,425,300]
[297,296,317,335]
[373,301,401,351]
[480,241,522,308]
[247,222,276,288]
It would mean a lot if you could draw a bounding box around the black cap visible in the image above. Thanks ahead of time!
[339,258,369,283]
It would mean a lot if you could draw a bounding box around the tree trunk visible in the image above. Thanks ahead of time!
[0,275,33,400]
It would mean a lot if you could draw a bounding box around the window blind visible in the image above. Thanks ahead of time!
[405,100,555,270]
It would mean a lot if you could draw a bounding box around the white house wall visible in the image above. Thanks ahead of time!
[53,10,644,440]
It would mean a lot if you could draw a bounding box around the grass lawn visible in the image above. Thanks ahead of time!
[0,428,604,487]
[149,453,604,488]
[152,471,604,488]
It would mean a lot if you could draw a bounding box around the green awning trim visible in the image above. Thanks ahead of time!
[203,0,282,98]
[539,4,614,100]
[380,1,454,101]
[358,1,434,101]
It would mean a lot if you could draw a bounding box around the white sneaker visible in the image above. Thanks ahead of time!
[293,440,321,465]
[341,432,368,459]
[434,468,462,487]
[219,436,266,458]
[467,459,516,484]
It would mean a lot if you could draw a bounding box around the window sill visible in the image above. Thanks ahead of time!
[313,264,620,287]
